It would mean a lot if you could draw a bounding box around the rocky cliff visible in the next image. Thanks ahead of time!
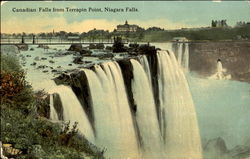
[189,41,250,82]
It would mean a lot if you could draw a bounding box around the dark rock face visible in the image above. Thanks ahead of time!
[52,93,64,120]
[73,57,83,64]
[147,53,160,122]
[117,59,143,148]
[54,73,72,86]
[118,60,136,113]
[113,37,126,53]
[98,53,114,59]
[68,44,83,52]
[80,49,92,55]
[137,44,157,55]
[189,41,250,82]
[129,43,139,49]
[68,44,92,55]
[70,71,95,134]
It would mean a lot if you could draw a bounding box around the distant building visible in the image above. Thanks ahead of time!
[116,20,140,32]
[211,20,228,28]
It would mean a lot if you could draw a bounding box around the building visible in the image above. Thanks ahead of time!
[116,20,140,32]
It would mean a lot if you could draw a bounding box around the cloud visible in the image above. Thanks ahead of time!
[1,15,199,33]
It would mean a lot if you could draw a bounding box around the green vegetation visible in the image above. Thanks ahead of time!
[0,54,104,159]
[139,25,250,42]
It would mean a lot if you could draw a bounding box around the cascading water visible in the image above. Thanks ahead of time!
[209,59,231,80]
[51,85,95,142]
[138,55,152,86]
[130,59,164,159]
[49,46,203,159]
[157,50,203,159]
[217,60,223,80]
[49,94,58,121]
[177,43,184,66]
[83,62,140,159]
[183,43,190,71]
[174,42,190,71]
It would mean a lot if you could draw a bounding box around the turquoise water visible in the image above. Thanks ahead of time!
[188,75,250,149]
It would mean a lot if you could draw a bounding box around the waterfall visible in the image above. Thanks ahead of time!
[52,85,95,142]
[157,50,203,159]
[130,59,164,159]
[138,55,152,86]
[217,60,223,80]
[49,94,58,121]
[183,43,190,71]
[83,62,140,159]
[177,43,183,66]
[209,59,231,80]
[217,60,223,73]
[50,47,203,159]
[175,42,189,71]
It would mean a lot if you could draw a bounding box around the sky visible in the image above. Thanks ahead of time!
[1,1,250,33]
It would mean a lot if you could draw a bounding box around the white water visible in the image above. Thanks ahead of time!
[49,94,58,121]
[83,62,140,159]
[177,43,183,66]
[217,61,223,80]
[209,61,231,80]
[183,43,189,72]
[157,50,203,159]
[31,43,203,159]
[51,85,95,142]
[175,42,189,71]
[130,59,164,159]
[138,55,152,87]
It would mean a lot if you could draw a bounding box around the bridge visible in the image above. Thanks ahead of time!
[0,36,129,45]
